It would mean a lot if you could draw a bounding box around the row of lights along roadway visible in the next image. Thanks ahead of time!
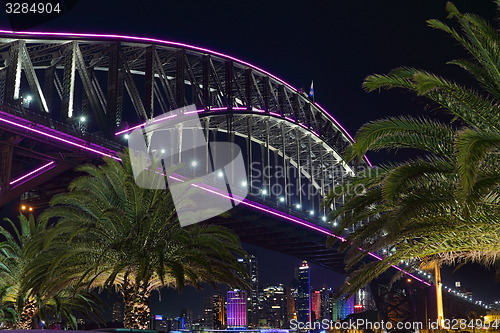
[16,104,488,308]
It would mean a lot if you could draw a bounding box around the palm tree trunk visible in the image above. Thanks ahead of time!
[122,280,151,329]
[16,299,37,329]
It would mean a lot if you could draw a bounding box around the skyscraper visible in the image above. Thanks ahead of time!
[332,295,354,321]
[239,255,259,327]
[311,290,321,321]
[355,285,375,312]
[320,288,334,321]
[227,290,247,328]
[204,294,226,329]
[296,261,311,323]
[286,286,297,324]
[261,284,287,328]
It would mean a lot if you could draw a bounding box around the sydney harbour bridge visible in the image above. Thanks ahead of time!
[0,31,483,329]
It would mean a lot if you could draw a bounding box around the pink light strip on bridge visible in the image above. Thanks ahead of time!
[0,112,120,160]
[167,174,431,287]
[10,161,55,186]
[115,114,178,135]
[0,30,368,163]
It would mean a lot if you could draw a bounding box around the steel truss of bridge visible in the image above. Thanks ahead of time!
[0,31,484,330]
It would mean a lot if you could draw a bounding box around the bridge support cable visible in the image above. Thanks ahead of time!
[75,43,108,131]
[120,50,148,123]
[61,42,76,119]
[202,56,210,109]
[144,45,155,119]
[43,66,55,116]
[185,55,203,109]
[231,63,247,108]
[106,42,121,133]
[175,50,186,108]
[208,57,226,108]
[154,50,177,110]
[5,41,21,103]
[225,61,233,109]
[295,128,302,209]
[265,120,271,200]
[281,123,288,204]
[308,134,314,213]
[244,69,252,110]
[247,117,253,194]
[263,77,270,112]
[204,118,210,175]
[250,71,265,111]
[330,161,336,211]
[19,41,49,113]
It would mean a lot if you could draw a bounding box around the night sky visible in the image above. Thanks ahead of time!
[1,0,500,318]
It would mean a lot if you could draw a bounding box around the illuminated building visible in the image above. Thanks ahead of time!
[485,310,500,323]
[286,286,297,324]
[296,261,311,323]
[320,288,334,321]
[354,286,375,313]
[239,255,260,327]
[227,290,247,327]
[311,290,321,320]
[261,284,287,327]
[332,295,354,320]
[204,294,226,329]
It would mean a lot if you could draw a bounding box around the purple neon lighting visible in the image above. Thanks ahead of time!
[0,30,368,163]
[183,179,431,286]
[0,30,297,92]
[314,102,373,167]
[227,290,247,327]
[0,28,389,276]
[115,114,178,135]
[10,161,55,186]
[0,112,120,160]
[115,106,317,140]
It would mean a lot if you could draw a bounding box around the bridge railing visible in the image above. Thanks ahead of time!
[0,102,123,152]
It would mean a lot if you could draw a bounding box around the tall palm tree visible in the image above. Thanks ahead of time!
[26,150,247,329]
[325,2,500,296]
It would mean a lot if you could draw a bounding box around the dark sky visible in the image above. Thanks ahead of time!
[1,0,500,317]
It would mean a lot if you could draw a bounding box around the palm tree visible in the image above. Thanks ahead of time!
[324,2,500,296]
[0,214,103,329]
[26,150,247,329]
[0,214,41,328]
